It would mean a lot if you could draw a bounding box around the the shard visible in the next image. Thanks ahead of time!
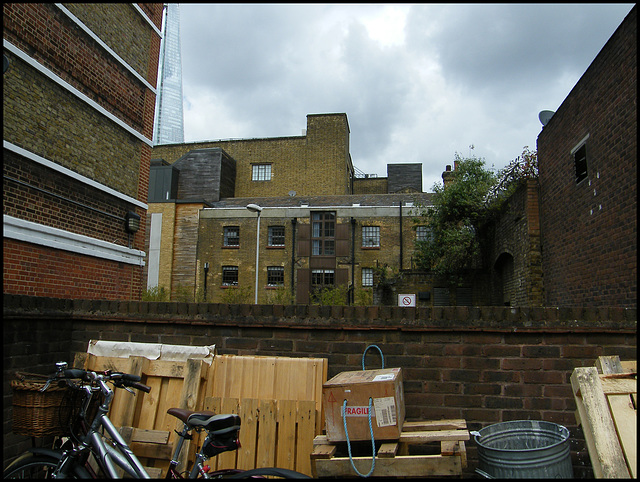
[153,3,184,145]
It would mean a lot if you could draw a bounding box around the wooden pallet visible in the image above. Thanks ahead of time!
[571,355,637,478]
[311,419,469,478]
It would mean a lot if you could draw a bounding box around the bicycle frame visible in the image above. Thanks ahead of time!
[58,377,151,479]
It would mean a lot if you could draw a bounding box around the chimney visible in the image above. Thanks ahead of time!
[442,164,454,188]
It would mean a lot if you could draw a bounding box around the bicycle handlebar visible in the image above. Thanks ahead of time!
[59,368,151,393]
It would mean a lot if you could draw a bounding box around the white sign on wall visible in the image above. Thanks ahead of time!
[398,294,416,307]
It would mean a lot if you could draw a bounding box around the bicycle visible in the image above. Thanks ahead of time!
[4,362,310,479]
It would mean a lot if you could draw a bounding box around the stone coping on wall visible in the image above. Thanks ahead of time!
[3,294,636,333]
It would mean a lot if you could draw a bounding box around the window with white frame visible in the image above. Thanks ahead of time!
[267,266,285,286]
[362,226,380,248]
[223,226,239,247]
[362,268,374,287]
[222,266,238,286]
[252,164,272,181]
[268,226,285,247]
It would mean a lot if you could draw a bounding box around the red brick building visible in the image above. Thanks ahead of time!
[3,4,164,300]
[537,6,636,307]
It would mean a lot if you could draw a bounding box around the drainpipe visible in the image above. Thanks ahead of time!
[291,218,297,297]
[399,201,403,270]
[350,216,356,305]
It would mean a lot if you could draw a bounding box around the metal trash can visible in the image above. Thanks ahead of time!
[473,420,574,478]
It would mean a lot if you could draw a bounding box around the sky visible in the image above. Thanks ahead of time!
[177,3,634,192]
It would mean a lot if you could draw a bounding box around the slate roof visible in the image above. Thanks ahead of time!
[208,192,434,209]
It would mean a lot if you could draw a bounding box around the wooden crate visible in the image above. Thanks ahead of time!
[311,419,469,478]
[571,355,637,478]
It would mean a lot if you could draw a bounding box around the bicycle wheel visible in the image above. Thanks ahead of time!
[3,453,60,479]
[224,467,311,479]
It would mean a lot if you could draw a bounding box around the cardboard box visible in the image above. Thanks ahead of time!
[322,367,405,442]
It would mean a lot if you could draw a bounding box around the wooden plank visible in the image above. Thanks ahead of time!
[203,397,223,471]
[311,444,337,459]
[109,356,148,428]
[596,355,625,375]
[276,399,297,470]
[403,419,467,431]
[144,359,186,378]
[601,377,637,395]
[175,357,208,470]
[607,393,637,478]
[131,428,170,444]
[458,440,467,468]
[377,443,399,458]
[129,441,173,460]
[571,366,630,478]
[296,400,316,476]
[314,454,462,478]
[256,399,277,468]
[237,398,260,470]
[620,360,636,373]
[441,440,457,456]
[217,398,240,470]
[137,376,163,430]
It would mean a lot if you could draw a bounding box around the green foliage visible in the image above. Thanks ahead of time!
[266,287,295,305]
[413,147,537,286]
[311,285,347,305]
[372,263,402,288]
[141,285,169,301]
[220,286,252,304]
[174,284,193,303]
[485,146,538,208]
[354,288,373,306]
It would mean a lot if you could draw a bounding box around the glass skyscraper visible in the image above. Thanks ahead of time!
[153,3,184,145]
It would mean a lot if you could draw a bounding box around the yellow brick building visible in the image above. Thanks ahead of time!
[147,113,435,304]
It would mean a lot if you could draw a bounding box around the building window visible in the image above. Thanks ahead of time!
[223,226,239,247]
[573,143,588,184]
[416,226,433,242]
[268,226,285,247]
[252,164,272,181]
[311,212,335,255]
[362,268,374,287]
[311,269,335,288]
[267,266,284,287]
[362,226,380,248]
[222,266,238,286]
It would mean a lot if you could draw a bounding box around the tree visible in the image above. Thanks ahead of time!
[413,147,538,285]
[413,153,496,284]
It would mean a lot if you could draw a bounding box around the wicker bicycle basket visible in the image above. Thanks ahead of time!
[11,373,98,438]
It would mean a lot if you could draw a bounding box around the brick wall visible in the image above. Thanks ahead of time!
[484,179,544,306]
[537,7,636,307]
[3,3,162,301]
[2,241,143,300]
[3,294,636,477]
[353,177,388,194]
[151,114,352,198]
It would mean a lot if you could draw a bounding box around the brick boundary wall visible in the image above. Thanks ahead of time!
[3,294,636,477]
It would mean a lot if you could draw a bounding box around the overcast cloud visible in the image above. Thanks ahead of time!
[178,3,634,191]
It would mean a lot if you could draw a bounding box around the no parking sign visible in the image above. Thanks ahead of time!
[398,294,416,307]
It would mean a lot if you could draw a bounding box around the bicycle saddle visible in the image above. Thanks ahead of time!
[188,413,241,434]
[167,408,240,434]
